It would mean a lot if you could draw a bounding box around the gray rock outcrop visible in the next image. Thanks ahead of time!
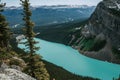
[0,68,36,80]
[0,63,36,80]
[87,0,120,49]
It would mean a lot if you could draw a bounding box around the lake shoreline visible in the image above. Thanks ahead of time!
[18,38,120,80]
[70,44,120,65]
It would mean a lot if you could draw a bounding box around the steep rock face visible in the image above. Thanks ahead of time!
[87,0,120,49]
[64,0,120,63]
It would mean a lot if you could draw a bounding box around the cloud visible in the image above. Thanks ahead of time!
[3,0,102,6]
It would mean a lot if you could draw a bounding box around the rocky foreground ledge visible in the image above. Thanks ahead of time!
[0,63,36,80]
[0,68,36,80]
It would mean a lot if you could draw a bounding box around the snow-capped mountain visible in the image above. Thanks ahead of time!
[34,5,95,9]
[3,5,95,27]
[5,5,94,9]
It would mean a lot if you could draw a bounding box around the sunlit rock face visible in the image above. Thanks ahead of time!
[0,68,36,80]
[87,0,120,48]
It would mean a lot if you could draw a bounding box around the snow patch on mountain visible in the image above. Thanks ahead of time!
[5,5,95,10]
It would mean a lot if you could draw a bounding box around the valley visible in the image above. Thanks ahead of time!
[11,1,120,79]
[18,38,120,80]
[0,0,120,80]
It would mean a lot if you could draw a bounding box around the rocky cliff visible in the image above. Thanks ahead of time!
[65,0,120,63]
[87,0,120,49]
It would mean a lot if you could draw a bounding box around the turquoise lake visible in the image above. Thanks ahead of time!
[18,38,120,80]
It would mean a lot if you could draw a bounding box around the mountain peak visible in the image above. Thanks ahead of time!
[102,0,120,10]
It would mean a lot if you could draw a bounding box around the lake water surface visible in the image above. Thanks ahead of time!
[18,38,120,80]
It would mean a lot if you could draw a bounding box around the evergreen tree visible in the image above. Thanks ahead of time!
[27,54,50,80]
[20,0,50,80]
[0,1,11,51]
[20,0,38,55]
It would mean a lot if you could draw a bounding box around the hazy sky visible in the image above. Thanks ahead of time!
[3,0,102,7]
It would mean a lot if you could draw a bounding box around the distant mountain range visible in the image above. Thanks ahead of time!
[3,5,95,27]
[5,5,95,9]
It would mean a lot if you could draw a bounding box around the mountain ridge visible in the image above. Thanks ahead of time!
[5,5,95,9]
[63,0,120,64]
[3,5,95,26]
